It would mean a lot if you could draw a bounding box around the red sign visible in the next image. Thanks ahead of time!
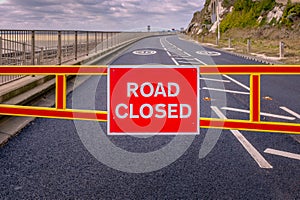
[108,66,199,135]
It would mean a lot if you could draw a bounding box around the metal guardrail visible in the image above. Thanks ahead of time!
[0,30,170,85]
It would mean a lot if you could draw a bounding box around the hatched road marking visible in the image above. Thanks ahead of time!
[221,107,296,121]
[202,87,250,95]
[264,148,300,161]
[211,106,273,169]
[280,107,300,119]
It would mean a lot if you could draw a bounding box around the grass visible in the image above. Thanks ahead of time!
[195,34,300,64]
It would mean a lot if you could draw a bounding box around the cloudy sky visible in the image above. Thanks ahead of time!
[0,0,204,31]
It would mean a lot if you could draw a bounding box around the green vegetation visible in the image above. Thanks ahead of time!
[220,0,276,32]
[281,0,300,27]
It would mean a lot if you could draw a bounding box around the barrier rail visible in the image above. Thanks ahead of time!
[0,65,299,134]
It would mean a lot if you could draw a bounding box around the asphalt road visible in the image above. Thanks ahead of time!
[0,35,299,199]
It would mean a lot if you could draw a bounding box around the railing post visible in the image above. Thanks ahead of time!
[107,32,109,49]
[22,43,26,65]
[101,32,104,51]
[216,36,219,46]
[75,31,78,60]
[228,37,232,48]
[58,31,62,65]
[280,41,284,58]
[95,32,98,53]
[201,35,204,43]
[250,74,260,122]
[0,37,2,65]
[31,31,35,65]
[86,32,89,56]
[40,47,44,65]
[247,39,251,53]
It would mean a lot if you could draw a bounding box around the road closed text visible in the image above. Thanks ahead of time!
[115,82,191,119]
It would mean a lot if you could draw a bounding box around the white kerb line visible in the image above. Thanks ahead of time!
[264,148,300,161]
[211,106,273,169]
[280,107,300,119]
[222,74,250,91]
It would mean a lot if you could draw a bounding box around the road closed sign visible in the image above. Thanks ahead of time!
[108,66,199,135]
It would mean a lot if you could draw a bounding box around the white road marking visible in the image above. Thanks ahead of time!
[200,78,231,83]
[202,87,250,95]
[211,106,273,169]
[177,48,182,51]
[183,52,192,57]
[221,107,296,121]
[196,51,221,56]
[264,148,300,161]
[280,107,300,119]
[194,58,208,65]
[171,57,180,66]
[175,58,196,61]
[222,75,250,91]
[166,51,171,57]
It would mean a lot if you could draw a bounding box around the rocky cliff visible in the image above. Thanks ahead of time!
[187,0,300,38]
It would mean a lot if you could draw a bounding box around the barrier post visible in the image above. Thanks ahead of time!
[247,39,251,53]
[56,75,66,110]
[250,74,261,122]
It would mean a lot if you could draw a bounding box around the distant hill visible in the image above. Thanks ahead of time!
[187,0,300,39]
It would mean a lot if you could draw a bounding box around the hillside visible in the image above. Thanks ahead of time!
[187,0,300,39]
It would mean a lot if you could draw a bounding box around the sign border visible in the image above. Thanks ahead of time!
[107,65,200,135]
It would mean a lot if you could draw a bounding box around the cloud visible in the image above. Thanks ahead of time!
[0,0,204,31]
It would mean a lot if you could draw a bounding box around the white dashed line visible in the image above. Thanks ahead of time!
[221,107,296,121]
[211,106,273,169]
[200,78,231,83]
[280,107,300,119]
[202,87,250,95]
[222,75,250,91]
[264,148,300,161]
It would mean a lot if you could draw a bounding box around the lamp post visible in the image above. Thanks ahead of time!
[217,0,220,41]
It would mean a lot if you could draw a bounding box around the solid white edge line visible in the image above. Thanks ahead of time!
[200,78,231,83]
[221,107,296,121]
[211,106,273,169]
[222,74,250,91]
[264,148,300,161]
[202,87,250,95]
[280,107,300,119]
[166,51,172,57]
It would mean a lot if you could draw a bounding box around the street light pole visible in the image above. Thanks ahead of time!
[217,0,220,41]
